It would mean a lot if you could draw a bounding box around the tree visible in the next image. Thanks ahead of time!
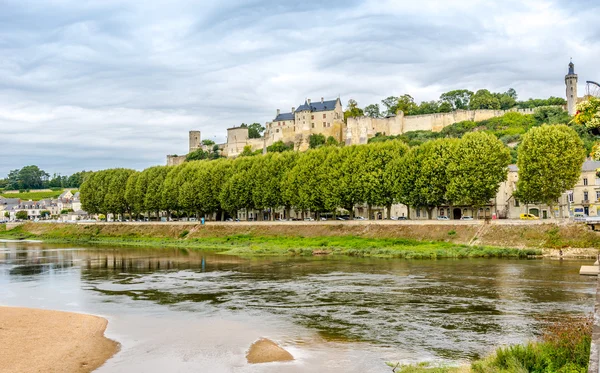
[267,141,294,153]
[239,145,256,157]
[16,211,28,220]
[515,125,586,212]
[202,139,215,146]
[4,211,9,218]
[381,96,400,117]
[396,94,418,115]
[344,99,364,122]
[219,157,257,219]
[364,104,381,118]
[6,165,49,190]
[367,141,409,218]
[325,136,338,146]
[391,139,458,219]
[440,90,474,110]
[446,132,511,214]
[533,107,570,125]
[309,134,326,149]
[251,153,298,220]
[247,123,265,139]
[469,89,501,110]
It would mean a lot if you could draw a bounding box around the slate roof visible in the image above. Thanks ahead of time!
[295,99,338,113]
[274,112,295,121]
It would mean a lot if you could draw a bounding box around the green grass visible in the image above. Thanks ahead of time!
[0,226,541,259]
[394,315,592,373]
[0,189,76,200]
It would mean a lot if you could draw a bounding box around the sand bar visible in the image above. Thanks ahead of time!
[0,306,119,373]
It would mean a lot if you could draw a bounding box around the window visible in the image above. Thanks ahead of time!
[416,209,421,218]
[569,193,574,203]
[440,209,444,216]
[596,191,600,201]
[584,191,589,201]
[312,123,315,128]
[276,129,279,133]
[311,115,314,120]
[584,178,588,186]
[514,199,519,207]
[323,114,326,119]
[323,122,326,127]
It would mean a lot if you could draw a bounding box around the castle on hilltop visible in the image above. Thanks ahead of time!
[167,62,579,166]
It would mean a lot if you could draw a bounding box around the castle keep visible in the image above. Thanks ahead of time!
[167,62,578,165]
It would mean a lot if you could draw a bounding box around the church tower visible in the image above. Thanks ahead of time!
[565,60,578,115]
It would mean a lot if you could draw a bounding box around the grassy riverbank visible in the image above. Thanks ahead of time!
[0,223,543,258]
[393,315,592,373]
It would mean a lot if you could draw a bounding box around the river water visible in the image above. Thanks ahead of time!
[0,242,596,373]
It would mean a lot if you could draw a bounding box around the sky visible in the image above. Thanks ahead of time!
[1,0,599,176]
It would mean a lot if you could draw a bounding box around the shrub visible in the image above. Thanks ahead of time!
[15,211,28,220]
[179,230,190,239]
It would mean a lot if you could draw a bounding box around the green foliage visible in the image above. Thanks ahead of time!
[471,315,591,373]
[440,89,474,110]
[573,97,600,129]
[344,99,364,121]
[239,145,257,157]
[240,122,265,139]
[186,146,222,161]
[15,211,28,220]
[201,139,215,146]
[469,89,501,110]
[3,211,9,218]
[446,132,511,208]
[0,190,65,200]
[266,140,294,153]
[516,125,586,206]
[517,96,567,109]
[60,209,74,214]
[2,166,89,190]
[179,230,189,238]
[363,103,381,118]
[309,134,327,149]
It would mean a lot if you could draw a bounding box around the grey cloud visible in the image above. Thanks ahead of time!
[1,0,599,176]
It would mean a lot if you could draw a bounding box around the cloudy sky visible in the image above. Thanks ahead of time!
[1,0,599,176]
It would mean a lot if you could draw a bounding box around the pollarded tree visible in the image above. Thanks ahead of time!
[219,157,258,219]
[206,159,233,220]
[326,146,371,219]
[391,138,459,219]
[144,166,170,218]
[105,168,137,220]
[161,164,185,217]
[124,171,141,220]
[367,140,410,218]
[251,152,298,220]
[282,148,332,217]
[515,124,586,213]
[446,132,511,215]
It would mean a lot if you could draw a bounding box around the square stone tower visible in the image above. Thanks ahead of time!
[189,131,201,153]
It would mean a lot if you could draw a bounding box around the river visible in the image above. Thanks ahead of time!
[0,242,596,372]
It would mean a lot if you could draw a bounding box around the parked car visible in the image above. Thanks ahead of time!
[354,216,366,220]
[304,217,315,221]
[519,213,539,220]
[436,216,450,220]
[460,216,473,220]
[320,217,328,221]
[397,216,408,220]
[336,217,349,221]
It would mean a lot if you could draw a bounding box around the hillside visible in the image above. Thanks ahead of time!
[368,107,597,162]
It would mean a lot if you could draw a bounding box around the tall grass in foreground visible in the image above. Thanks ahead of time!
[393,315,592,373]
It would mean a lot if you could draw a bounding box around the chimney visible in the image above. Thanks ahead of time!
[277,109,280,116]
[292,107,295,112]
[321,97,324,103]
[307,99,311,105]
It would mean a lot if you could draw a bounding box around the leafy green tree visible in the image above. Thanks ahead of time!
[391,139,459,219]
[186,149,209,161]
[533,107,570,125]
[344,99,364,122]
[4,211,9,218]
[241,123,265,139]
[309,134,326,149]
[219,157,257,218]
[105,169,137,219]
[366,141,409,218]
[469,89,501,110]
[202,139,215,146]
[381,96,399,117]
[124,171,140,219]
[202,159,233,220]
[267,141,294,153]
[282,148,332,217]
[16,211,28,220]
[161,164,185,217]
[364,104,381,118]
[440,90,474,110]
[326,136,338,146]
[396,94,418,115]
[66,171,92,188]
[6,165,50,190]
[515,125,586,212]
[145,166,169,218]
[446,132,511,213]
[251,153,298,220]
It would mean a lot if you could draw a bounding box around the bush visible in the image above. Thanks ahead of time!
[15,211,28,220]
[179,230,190,238]
[471,315,592,373]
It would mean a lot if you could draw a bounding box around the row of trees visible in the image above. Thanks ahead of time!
[0,166,91,191]
[80,125,585,221]
[346,89,566,119]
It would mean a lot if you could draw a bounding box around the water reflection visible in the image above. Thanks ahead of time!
[0,243,596,362]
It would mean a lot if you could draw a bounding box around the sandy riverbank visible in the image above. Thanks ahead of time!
[0,307,119,373]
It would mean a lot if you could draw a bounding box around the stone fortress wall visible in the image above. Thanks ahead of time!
[167,106,559,166]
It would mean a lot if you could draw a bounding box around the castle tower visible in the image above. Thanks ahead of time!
[565,60,578,116]
[189,130,201,153]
